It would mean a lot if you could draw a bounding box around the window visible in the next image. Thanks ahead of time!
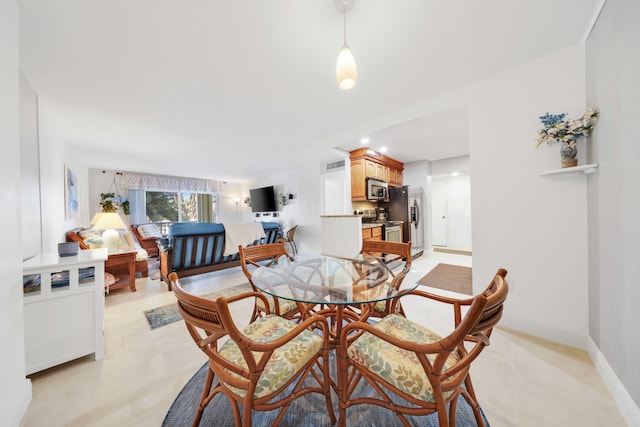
[145,191,215,223]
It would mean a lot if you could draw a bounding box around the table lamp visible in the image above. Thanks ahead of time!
[93,212,127,253]
[89,212,105,226]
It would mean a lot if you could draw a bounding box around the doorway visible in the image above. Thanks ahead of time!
[321,171,348,215]
[430,173,472,253]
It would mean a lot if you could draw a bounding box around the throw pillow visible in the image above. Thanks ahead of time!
[137,224,162,239]
[104,272,119,288]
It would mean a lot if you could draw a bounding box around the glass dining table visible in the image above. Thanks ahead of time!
[250,253,421,347]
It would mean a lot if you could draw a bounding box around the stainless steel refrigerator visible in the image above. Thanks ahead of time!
[384,186,425,258]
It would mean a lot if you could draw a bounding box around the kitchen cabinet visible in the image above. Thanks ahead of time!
[350,160,367,200]
[350,148,403,201]
[388,167,403,187]
[362,226,382,241]
[363,159,388,180]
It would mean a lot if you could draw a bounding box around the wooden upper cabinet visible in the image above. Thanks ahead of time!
[365,160,377,178]
[351,159,367,200]
[350,148,403,200]
[389,167,403,186]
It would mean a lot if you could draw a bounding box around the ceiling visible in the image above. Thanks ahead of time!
[18,0,599,181]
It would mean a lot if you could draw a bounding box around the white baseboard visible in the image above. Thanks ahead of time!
[587,336,640,427]
[499,314,587,349]
[9,378,31,427]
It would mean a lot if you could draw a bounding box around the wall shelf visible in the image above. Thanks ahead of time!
[539,163,599,176]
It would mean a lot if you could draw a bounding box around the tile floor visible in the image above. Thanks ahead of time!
[20,252,628,426]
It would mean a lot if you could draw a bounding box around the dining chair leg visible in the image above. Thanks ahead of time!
[462,375,486,426]
[192,366,215,427]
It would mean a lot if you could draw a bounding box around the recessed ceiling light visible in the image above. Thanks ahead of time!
[380,146,388,153]
[360,137,369,144]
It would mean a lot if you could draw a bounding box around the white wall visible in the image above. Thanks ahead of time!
[586,0,640,418]
[431,155,470,176]
[249,164,324,254]
[37,102,90,252]
[0,1,32,424]
[468,46,588,347]
[20,72,42,260]
[213,181,245,224]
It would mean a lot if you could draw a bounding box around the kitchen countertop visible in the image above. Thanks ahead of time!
[362,221,404,229]
[362,223,382,229]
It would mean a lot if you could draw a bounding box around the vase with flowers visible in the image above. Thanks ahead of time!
[535,108,599,168]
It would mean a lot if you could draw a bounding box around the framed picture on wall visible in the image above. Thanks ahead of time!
[65,165,79,220]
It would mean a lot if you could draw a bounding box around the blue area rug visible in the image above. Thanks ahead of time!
[163,362,490,426]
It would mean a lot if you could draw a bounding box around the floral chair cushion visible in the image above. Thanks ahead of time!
[219,314,323,399]
[347,314,459,402]
[372,288,398,312]
[255,285,299,315]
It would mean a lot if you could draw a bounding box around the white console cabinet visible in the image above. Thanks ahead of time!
[22,249,108,375]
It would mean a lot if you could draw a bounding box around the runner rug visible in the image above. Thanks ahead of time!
[143,283,252,329]
[163,362,490,426]
[418,263,473,295]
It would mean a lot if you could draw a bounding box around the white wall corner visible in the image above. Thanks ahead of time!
[9,378,31,427]
[587,336,640,427]
[500,314,587,350]
[581,0,608,44]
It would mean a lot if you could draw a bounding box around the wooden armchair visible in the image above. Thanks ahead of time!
[338,269,509,427]
[66,227,149,278]
[130,223,161,257]
[169,273,336,427]
[239,242,309,322]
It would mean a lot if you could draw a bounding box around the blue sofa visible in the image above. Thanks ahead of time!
[158,221,280,290]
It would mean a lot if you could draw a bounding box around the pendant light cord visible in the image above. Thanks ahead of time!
[343,3,347,45]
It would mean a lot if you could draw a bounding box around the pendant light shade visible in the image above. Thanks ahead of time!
[336,0,356,90]
[336,44,357,90]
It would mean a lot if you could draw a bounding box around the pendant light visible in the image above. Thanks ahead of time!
[336,0,357,90]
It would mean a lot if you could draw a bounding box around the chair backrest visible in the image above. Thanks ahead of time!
[360,240,412,285]
[361,240,411,264]
[437,272,508,386]
[286,225,298,241]
[169,272,228,355]
[239,242,293,285]
[169,272,271,378]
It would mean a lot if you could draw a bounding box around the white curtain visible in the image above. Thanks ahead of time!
[120,172,217,193]
[127,189,146,225]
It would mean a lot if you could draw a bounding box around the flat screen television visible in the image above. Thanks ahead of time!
[249,185,276,212]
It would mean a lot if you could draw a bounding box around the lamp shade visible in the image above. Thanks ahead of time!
[94,212,127,253]
[336,44,357,90]
[90,212,105,226]
[93,212,127,231]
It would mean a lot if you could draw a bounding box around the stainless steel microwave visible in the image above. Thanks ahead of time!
[367,178,388,200]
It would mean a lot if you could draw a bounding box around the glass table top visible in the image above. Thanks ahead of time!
[251,254,420,305]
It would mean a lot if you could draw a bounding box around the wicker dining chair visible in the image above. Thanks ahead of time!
[169,272,336,427]
[356,240,412,318]
[239,242,307,322]
[337,269,509,427]
[278,224,298,255]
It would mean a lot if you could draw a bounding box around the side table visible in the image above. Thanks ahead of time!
[105,250,137,292]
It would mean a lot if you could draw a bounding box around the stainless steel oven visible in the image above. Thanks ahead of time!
[383,223,402,243]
